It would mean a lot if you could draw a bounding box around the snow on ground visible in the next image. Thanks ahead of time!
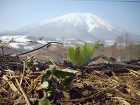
[0,35,31,42]
[1,35,61,50]
[1,35,37,49]
[1,35,119,51]
[105,40,115,46]
[37,40,48,44]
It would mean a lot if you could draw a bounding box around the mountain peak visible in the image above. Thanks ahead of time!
[40,13,123,33]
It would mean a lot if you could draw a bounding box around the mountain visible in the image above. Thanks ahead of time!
[1,13,140,42]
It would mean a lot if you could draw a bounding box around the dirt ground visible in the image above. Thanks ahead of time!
[0,54,140,105]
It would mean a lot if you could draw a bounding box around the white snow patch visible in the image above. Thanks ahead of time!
[56,38,60,41]
[85,41,93,43]
[67,38,76,41]
[76,42,84,45]
[0,35,33,49]
[105,40,115,46]
[9,43,20,49]
[24,46,34,50]
[37,40,48,44]
[0,35,31,42]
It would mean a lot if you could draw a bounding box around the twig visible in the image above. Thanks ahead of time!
[15,77,31,105]
[127,85,140,98]
[2,74,19,93]
[20,60,26,85]
[24,78,32,89]
[115,90,140,103]
[124,67,140,76]
[13,35,44,41]
[111,71,122,82]
[16,42,58,56]
[41,52,58,69]
[1,37,14,48]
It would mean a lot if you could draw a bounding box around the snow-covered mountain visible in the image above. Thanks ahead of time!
[1,13,140,42]
[41,13,123,33]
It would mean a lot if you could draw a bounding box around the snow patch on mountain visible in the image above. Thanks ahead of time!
[40,13,123,33]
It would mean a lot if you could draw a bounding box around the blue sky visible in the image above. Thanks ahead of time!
[0,0,140,35]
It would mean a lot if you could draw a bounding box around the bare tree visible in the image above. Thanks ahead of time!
[124,33,131,48]
[116,33,131,61]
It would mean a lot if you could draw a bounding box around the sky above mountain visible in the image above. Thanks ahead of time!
[0,0,140,35]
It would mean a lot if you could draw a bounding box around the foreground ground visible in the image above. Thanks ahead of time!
[0,54,140,105]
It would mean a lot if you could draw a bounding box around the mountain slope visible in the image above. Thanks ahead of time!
[1,13,140,42]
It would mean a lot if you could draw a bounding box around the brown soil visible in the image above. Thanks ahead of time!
[0,54,140,105]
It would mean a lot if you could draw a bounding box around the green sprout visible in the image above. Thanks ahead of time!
[38,68,80,105]
[67,41,99,65]
[38,98,50,105]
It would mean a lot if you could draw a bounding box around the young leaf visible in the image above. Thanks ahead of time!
[60,68,79,74]
[38,98,50,105]
[91,41,99,55]
[67,46,75,64]
[41,81,49,89]
[53,68,79,79]
[47,91,54,97]
[46,70,52,77]
[65,82,73,90]
[62,76,74,86]
[83,42,91,60]
[44,70,52,81]
[54,69,75,79]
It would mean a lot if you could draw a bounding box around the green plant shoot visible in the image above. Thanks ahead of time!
[67,41,99,65]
